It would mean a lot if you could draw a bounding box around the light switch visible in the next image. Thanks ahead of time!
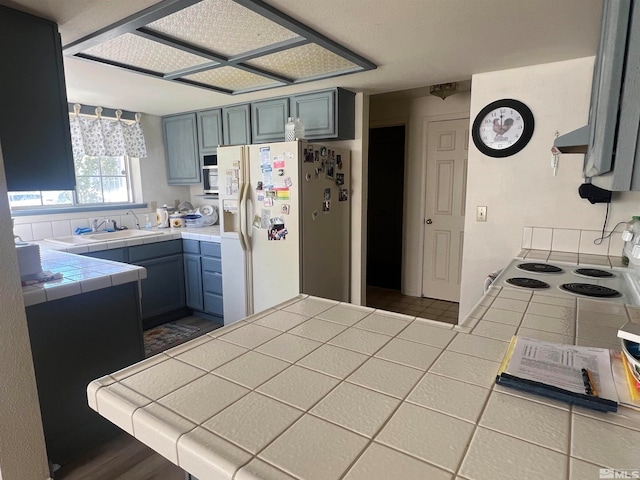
[477,206,487,222]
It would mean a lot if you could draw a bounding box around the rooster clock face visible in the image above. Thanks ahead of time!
[471,99,535,157]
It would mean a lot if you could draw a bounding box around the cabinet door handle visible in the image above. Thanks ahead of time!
[425,219,433,224]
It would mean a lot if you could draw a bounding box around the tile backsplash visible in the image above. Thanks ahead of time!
[522,227,624,258]
[12,208,153,241]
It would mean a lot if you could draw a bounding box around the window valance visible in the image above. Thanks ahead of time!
[69,104,148,158]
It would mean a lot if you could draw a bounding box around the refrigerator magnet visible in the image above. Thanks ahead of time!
[304,148,314,162]
[335,173,345,185]
[337,155,343,170]
[285,151,294,159]
[264,197,274,207]
[252,215,261,229]
[324,188,331,201]
[312,210,319,221]
[284,176,293,187]
[273,157,285,169]
[277,169,285,176]
[268,223,287,240]
[260,209,271,228]
[260,146,271,166]
[281,204,290,215]
[326,164,335,179]
[339,189,349,202]
[305,172,312,182]
[323,201,331,214]
[314,150,320,163]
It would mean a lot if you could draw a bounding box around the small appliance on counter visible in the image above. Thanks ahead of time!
[16,243,43,282]
[156,205,175,228]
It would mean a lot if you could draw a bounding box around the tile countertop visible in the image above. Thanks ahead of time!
[22,226,221,306]
[87,294,640,480]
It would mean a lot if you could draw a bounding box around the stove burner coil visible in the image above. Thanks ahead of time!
[574,268,614,278]
[517,263,563,274]
[560,283,620,298]
[506,277,550,289]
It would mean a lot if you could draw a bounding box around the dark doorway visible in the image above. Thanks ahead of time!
[367,126,405,290]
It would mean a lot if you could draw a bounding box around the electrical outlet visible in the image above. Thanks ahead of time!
[477,206,487,222]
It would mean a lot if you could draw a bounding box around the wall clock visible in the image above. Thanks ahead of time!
[471,99,535,157]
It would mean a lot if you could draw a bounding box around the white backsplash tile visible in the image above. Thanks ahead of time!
[51,220,72,238]
[579,230,609,255]
[551,229,580,252]
[521,227,533,249]
[13,223,33,241]
[531,227,552,250]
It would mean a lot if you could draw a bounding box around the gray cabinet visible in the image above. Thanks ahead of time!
[223,104,251,145]
[163,113,200,185]
[182,239,223,319]
[197,108,223,156]
[26,283,143,466]
[183,240,204,311]
[0,6,75,191]
[129,240,185,323]
[251,97,290,143]
[290,88,355,140]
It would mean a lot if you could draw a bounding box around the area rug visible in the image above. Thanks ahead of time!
[144,322,200,356]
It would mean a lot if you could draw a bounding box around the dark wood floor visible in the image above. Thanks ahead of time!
[55,432,185,480]
[366,286,459,325]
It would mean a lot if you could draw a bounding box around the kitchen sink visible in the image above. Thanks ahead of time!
[45,229,165,245]
[84,230,164,241]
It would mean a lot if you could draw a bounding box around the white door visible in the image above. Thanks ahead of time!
[422,118,468,302]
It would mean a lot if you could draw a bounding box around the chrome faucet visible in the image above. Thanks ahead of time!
[91,218,105,232]
[126,210,140,229]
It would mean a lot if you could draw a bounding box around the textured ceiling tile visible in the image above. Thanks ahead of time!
[246,43,358,80]
[147,0,299,57]
[183,66,279,91]
[82,33,210,73]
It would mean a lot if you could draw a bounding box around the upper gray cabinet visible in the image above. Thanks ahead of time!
[163,113,200,185]
[223,104,251,146]
[291,88,355,140]
[0,6,75,191]
[197,109,223,156]
[251,98,290,143]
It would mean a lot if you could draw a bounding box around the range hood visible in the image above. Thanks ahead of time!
[553,125,588,154]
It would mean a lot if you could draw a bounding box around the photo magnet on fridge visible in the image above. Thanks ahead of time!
[337,154,343,170]
[252,215,261,229]
[304,148,314,163]
[268,224,287,240]
[335,173,344,186]
[326,163,335,179]
[324,188,331,201]
[323,201,331,214]
[281,204,290,215]
[339,189,349,202]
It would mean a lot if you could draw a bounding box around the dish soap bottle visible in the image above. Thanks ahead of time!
[145,214,152,230]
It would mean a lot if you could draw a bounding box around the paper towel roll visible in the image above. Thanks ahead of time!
[16,243,42,281]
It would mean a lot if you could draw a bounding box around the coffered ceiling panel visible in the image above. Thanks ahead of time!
[146,0,299,57]
[245,43,359,80]
[82,32,211,74]
[184,66,280,91]
[63,0,376,95]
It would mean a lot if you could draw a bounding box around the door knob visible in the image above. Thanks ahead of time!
[425,219,432,224]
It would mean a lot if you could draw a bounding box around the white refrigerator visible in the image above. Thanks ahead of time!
[217,140,350,324]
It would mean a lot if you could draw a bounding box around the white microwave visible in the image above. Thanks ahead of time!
[203,165,218,195]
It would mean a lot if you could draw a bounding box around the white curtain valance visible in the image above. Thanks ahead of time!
[69,105,148,158]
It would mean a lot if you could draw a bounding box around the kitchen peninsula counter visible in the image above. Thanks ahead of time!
[88,293,640,480]
[24,226,221,306]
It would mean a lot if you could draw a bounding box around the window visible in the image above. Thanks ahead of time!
[8,155,133,209]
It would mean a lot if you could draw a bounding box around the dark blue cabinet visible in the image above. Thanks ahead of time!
[137,254,185,320]
[0,6,75,191]
[184,253,204,311]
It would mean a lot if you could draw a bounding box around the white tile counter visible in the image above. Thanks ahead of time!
[22,226,221,306]
[87,293,640,480]
[22,249,147,307]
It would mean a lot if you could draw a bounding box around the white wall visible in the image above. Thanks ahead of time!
[0,146,51,480]
[460,56,640,318]
[370,91,472,297]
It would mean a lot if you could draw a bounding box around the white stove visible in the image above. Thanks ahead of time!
[493,259,640,306]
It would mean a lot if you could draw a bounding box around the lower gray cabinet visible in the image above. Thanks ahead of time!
[183,239,223,319]
[26,282,143,466]
[129,240,185,321]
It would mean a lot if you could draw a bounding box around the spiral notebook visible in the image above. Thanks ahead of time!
[496,337,619,412]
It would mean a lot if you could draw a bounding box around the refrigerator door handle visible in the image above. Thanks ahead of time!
[237,149,249,252]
